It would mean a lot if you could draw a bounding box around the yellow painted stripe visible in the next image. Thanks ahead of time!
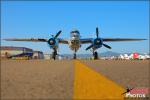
[73,60,125,100]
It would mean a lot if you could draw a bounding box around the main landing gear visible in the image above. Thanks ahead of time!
[52,49,57,60]
[93,51,98,60]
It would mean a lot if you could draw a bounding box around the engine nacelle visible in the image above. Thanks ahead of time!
[47,38,58,49]
[92,38,103,49]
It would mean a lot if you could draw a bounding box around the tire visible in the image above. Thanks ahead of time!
[73,53,76,59]
[94,52,98,60]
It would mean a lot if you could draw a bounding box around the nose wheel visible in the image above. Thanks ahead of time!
[73,53,76,59]
[73,49,77,59]
[93,51,98,60]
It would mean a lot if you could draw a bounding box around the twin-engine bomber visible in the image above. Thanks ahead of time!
[4,27,146,60]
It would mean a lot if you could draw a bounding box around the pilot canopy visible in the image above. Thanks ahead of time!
[70,30,80,38]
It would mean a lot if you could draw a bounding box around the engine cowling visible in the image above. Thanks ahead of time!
[48,38,56,45]
[47,38,58,49]
[93,38,103,49]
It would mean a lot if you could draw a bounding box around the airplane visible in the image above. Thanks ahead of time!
[4,27,146,60]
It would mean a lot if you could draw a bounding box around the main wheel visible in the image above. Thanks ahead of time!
[94,51,98,60]
[52,52,56,60]
[52,50,57,60]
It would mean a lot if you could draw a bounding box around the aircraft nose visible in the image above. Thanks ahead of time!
[72,37,78,40]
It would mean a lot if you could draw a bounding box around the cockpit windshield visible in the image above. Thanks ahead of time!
[70,30,80,37]
[71,30,79,33]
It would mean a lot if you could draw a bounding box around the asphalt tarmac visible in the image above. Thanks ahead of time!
[82,60,149,88]
[1,59,149,99]
[1,60,74,99]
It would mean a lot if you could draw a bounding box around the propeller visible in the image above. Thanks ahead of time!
[103,43,111,49]
[86,27,112,50]
[54,30,62,39]
[96,27,99,38]
[86,44,94,50]
[48,30,62,46]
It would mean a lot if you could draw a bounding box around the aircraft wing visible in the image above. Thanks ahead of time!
[102,38,146,42]
[4,38,69,44]
[80,38,93,44]
[4,38,48,42]
[58,38,68,44]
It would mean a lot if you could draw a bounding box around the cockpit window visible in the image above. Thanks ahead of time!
[72,33,77,37]
[70,30,80,37]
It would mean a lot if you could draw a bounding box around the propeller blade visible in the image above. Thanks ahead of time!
[96,27,99,38]
[103,43,112,49]
[54,30,62,38]
[86,44,94,50]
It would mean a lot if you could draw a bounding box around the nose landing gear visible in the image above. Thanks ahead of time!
[73,49,77,59]
[73,53,76,59]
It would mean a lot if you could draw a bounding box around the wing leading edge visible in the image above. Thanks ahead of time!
[79,38,146,44]
[4,38,146,43]
[4,38,69,44]
[102,38,147,42]
[4,38,48,42]
[58,38,68,44]
[80,38,93,44]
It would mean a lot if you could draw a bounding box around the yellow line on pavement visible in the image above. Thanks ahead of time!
[73,60,125,100]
